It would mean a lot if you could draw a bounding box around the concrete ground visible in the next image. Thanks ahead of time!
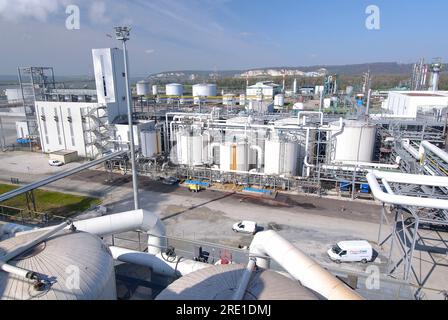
[0,150,446,299]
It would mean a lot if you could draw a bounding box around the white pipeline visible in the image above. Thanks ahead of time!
[232,258,256,300]
[109,246,210,277]
[249,230,363,300]
[366,171,448,210]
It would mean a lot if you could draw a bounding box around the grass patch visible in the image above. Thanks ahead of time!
[0,184,101,217]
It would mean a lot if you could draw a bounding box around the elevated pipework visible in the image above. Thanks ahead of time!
[249,230,363,300]
[366,170,448,210]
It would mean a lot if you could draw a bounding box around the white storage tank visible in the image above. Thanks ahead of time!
[220,142,249,172]
[327,120,377,163]
[293,102,304,110]
[274,94,285,107]
[0,230,116,300]
[152,85,158,96]
[175,130,209,166]
[136,80,150,96]
[192,84,217,97]
[140,129,161,158]
[166,83,184,96]
[264,138,298,176]
[324,98,332,109]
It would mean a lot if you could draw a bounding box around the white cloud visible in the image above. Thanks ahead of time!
[0,0,66,22]
[88,1,110,25]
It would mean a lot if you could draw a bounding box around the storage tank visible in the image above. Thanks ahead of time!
[220,142,249,172]
[156,264,319,300]
[0,230,116,300]
[140,129,161,158]
[166,83,184,96]
[175,130,209,166]
[152,85,158,96]
[327,120,377,163]
[192,84,217,97]
[274,94,285,107]
[264,138,298,176]
[136,81,150,96]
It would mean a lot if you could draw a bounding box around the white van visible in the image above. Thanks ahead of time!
[327,240,373,264]
[232,221,257,235]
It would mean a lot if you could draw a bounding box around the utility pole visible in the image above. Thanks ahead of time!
[0,116,6,150]
[114,26,140,210]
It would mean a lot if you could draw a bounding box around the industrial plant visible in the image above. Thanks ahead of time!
[0,25,448,303]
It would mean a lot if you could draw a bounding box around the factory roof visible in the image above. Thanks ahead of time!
[248,81,281,89]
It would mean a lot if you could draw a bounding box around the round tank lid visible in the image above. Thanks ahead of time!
[156,264,320,300]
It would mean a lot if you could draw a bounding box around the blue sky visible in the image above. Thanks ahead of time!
[0,0,447,76]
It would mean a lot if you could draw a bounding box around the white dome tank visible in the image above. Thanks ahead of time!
[156,264,319,300]
[166,83,184,96]
[0,230,116,300]
[192,84,217,97]
[327,120,377,163]
[136,81,150,96]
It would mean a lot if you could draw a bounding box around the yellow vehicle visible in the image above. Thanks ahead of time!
[188,184,202,193]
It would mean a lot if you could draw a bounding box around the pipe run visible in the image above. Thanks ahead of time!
[109,246,210,277]
[249,230,363,300]
[419,140,448,164]
[366,171,448,210]
[232,258,257,300]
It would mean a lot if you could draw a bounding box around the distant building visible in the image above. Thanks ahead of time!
[382,91,448,118]
[246,81,282,100]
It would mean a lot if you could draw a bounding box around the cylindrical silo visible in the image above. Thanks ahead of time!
[140,129,161,158]
[192,84,217,97]
[136,81,150,96]
[0,230,116,300]
[166,83,184,96]
[152,85,158,95]
[220,142,249,172]
[327,120,377,163]
[264,138,298,176]
[175,129,208,166]
[274,94,285,107]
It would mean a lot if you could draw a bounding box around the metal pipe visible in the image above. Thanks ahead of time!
[249,230,363,300]
[1,221,70,262]
[109,246,210,277]
[232,258,256,300]
[366,172,448,209]
[420,140,448,164]
[250,145,263,170]
[0,261,38,280]
[298,111,324,126]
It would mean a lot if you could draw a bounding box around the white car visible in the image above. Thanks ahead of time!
[327,240,373,264]
[48,160,64,167]
[232,221,257,235]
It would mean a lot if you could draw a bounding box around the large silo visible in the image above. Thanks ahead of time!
[166,83,184,96]
[264,137,298,176]
[327,120,377,163]
[174,128,209,166]
[140,129,162,158]
[136,80,150,96]
[192,84,217,97]
[219,142,250,172]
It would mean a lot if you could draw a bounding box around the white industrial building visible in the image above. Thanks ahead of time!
[246,81,282,100]
[35,48,129,159]
[382,91,448,118]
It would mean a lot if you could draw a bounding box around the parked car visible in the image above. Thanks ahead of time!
[48,160,64,167]
[232,221,258,235]
[163,177,179,185]
[327,240,373,264]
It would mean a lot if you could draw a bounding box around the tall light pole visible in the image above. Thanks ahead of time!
[114,26,140,210]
